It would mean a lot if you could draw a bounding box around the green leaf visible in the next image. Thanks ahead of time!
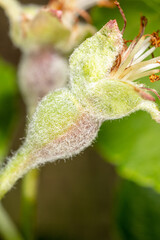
[96,112,160,191]
[140,0,160,12]
[92,0,160,191]
[0,58,18,163]
[115,180,160,240]
[91,0,159,37]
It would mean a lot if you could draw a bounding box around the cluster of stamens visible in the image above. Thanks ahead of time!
[109,2,160,101]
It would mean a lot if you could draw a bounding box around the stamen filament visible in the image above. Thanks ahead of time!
[114,36,146,78]
[117,57,160,79]
[120,62,160,81]
[133,46,156,64]
[133,37,151,60]
[137,63,160,72]
[128,69,160,81]
[118,56,160,78]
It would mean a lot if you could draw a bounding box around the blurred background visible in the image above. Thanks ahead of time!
[1,0,160,239]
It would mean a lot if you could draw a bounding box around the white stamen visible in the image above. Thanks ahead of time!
[120,61,160,81]
[133,47,156,64]
[128,69,160,81]
[117,57,160,80]
[114,36,146,78]
[128,57,160,72]
[133,37,151,61]
[137,63,160,73]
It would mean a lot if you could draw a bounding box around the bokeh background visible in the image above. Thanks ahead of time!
[1,0,160,239]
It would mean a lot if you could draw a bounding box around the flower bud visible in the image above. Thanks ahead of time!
[70,20,124,107]
[18,48,69,115]
[25,89,101,165]
[70,19,160,122]
[0,0,96,52]
[10,5,70,52]
[1,17,160,199]
[1,0,96,115]
[0,89,101,199]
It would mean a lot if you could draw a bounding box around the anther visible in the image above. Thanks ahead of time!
[150,31,160,47]
[149,74,160,83]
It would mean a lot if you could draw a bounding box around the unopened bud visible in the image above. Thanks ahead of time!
[18,48,68,115]
[1,17,160,199]
[0,89,101,199]
[0,0,96,52]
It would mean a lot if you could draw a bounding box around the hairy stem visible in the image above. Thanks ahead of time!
[0,202,23,240]
[0,149,30,200]
[21,106,40,240]
[21,169,39,240]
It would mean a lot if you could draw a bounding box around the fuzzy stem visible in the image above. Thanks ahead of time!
[0,149,30,200]
[21,169,39,240]
[0,152,23,240]
[21,107,39,240]
[0,202,23,240]
[0,0,21,21]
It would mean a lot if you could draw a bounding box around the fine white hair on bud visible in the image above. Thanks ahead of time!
[1,13,160,199]
[26,90,101,167]
[0,89,101,198]
[18,48,69,115]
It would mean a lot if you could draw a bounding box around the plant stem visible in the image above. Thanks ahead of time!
[21,169,39,240]
[0,0,21,21]
[0,148,30,200]
[20,106,40,240]
[0,147,39,239]
[0,202,23,240]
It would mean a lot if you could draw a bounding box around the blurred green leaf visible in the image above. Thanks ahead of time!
[92,0,160,191]
[91,0,159,37]
[96,112,160,191]
[140,0,160,12]
[0,58,18,162]
[115,180,160,240]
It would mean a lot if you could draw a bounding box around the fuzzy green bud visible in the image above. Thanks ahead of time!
[1,19,160,199]
[70,20,160,121]
[0,89,100,199]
